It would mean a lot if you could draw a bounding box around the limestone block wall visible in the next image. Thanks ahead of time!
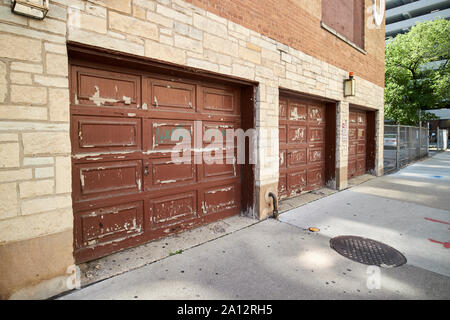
[0,0,385,299]
[0,0,73,299]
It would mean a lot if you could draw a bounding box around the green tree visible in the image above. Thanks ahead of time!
[385,19,450,125]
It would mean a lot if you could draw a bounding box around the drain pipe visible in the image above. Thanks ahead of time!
[268,192,279,219]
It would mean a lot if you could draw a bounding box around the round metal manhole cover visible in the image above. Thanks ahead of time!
[330,236,407,267]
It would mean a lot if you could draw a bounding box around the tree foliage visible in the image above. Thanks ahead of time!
[385,19,450,125]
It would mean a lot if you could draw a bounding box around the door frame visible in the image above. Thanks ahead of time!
[349,103,377,175]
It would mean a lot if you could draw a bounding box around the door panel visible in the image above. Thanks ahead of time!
[289,102,307,121]
[74,200,144,248]
[150,120,195,151]
[148,158,196,187]
[72,66,140,108]
[72,115,141,153]
[288,149,307,166]
[288,125,307,144]
[148,78,196,111]
[149,191,198,228]
[73,160,142,202]
[200,86,240,115]
[202,183,240,216]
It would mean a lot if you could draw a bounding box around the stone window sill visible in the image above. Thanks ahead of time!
[321,21,367,55]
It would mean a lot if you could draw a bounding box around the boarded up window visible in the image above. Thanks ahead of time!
[322,0,364,48]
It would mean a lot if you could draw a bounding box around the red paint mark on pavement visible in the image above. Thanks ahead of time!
[425,217,450,225]
[428,239,450,249]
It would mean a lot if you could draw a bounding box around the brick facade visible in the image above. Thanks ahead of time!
[0,0,385,299]
[185,0,385,87]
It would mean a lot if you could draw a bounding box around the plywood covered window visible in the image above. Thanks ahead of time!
[322,0,364,49]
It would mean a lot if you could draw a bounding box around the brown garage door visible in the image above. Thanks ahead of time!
[278,96,326,199]
[70,61,242,263]
[348,109,367,178]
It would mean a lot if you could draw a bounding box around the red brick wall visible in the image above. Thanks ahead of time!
[186,0,385,87]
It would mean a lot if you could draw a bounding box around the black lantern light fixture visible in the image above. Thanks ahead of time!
[344,72,356,97]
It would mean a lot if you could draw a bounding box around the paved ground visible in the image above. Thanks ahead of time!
[280,151,450,277]
[76,215,257,287]
[60,152,450,300]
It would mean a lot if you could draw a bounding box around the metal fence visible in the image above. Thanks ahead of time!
[384,125,429,174]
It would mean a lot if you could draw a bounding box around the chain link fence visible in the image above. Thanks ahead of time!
[384,125,429,174]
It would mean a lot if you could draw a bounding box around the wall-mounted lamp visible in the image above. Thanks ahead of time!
[11,0,49,20]
[344,72,356,97]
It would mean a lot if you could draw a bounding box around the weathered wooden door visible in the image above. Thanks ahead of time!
[278,96,326,199]
[70,60,242,263]
[348,109,367,178]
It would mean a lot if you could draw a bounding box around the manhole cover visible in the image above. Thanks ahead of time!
[330,236,407,267]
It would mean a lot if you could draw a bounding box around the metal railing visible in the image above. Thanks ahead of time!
[384,125,429,174]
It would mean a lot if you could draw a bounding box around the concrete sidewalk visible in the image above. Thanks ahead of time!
[60,152,450,300]
[280,151,450,277]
